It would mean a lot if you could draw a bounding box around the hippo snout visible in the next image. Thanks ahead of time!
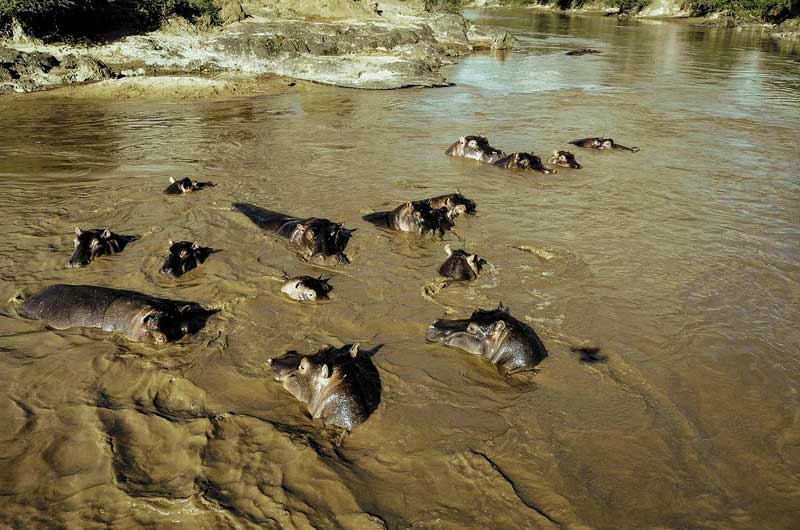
[67,258,89,268]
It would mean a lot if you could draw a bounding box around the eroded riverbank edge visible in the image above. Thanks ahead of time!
[0,1,516,97]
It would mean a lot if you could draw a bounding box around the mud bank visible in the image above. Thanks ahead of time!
[0,1,515,94]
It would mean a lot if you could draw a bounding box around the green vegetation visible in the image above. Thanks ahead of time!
[0,0,220,41]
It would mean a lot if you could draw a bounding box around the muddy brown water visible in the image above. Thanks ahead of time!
[1,10,799,530]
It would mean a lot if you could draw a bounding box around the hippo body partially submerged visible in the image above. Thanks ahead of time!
[569,137,639,152]
[268,344,381,430]
[19,284,216,345]
[233,203,353,265]
[426,305,547,375]
[281,275,333,302]
[493,152,556,174]
[414,193,477,220]
[160,240,215,278]
[548,150,582,169]
[566,49,600,56]
[363,201,453,238]
[68,228,136,268]
[164,177,215,195]
[438,244,486,281]
[445,136,506,164]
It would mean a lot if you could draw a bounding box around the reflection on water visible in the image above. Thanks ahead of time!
[1,10,799,530]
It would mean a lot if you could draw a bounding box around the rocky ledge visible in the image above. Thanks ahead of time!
[0,1,515,94]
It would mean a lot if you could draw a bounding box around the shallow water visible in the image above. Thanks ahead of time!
[1,10,799,530]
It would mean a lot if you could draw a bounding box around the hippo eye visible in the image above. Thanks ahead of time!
[468,140,477,147]
[467,322,480,334]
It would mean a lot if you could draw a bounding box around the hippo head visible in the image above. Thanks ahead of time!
[426,305,514,357]
[435,193,477,219]
[508,153,556,174]
[292,219,353,265]
[415,205,454,238]
[169,177,213,193]
[446,136,505,164]
[549,150,581,169]
[160,240,213,278]
[438,244,487,281]
[595,138,614,150]
[281,275,333,302]
[268,349,343,405]
[68,227,130,268]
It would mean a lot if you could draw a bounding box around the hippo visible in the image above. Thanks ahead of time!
[414,193,477,220]
[68,227,136,268]
[566,49,600,56]
[160,240,215,278]
[233,203,353,266]
[363,201,454,237]
[493,152,556,174]
[268,343,381,430]
[437,244,487,281]
[569,137,639,152]
[445,136,506,164]
[426,304,548,375]
[281,275,333,302]
[548,150,582,169]
[163,177,216,195]
[19,284,216,345]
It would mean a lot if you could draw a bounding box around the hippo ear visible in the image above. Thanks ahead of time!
[320,364,331,379]
[498,302,509,313]
[493,320,507,334]
[168,239,174,246]
[101,229,112,239]
[349,343,359,358]
[468,254,478,263]
[75,227,82,236]
[459,136,466,143]
[169,176,176,184]
[192,241,200,250]
[444,244,453,257]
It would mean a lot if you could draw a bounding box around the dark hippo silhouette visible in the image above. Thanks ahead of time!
[281,275,333,302]
[160,240,215,278]
[414,193,477,220]
[445,136,506,164]
[569,137,639,152]
[493,152,556,174]
[19,284,216,345]
[233,203,354,266]
[426,304,547,375]
[548,150,582,169]
[363,201,454,238]
[163,177,215,195]
[68,227,136,268]
[268,344,382,430]
[566,49,600,56]
[437,244,487,281]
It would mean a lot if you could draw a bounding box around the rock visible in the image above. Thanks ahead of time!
[490,30,516,50]
[0,47,115,94]
[215,0,247,24]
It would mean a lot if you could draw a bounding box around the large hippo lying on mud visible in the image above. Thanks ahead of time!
[233,203,353,265]
[445,135,506,164]
[19,284,216,345]
[268,343,381,430]
[426,304,548,375]
[493,152,556,174]
[68,227,136,268]
[363,201,454,237]
[569,137,639,152]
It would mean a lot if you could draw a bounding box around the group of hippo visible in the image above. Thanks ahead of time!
[17,134,636,430]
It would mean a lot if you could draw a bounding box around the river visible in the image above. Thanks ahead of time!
[0,9,798,530]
